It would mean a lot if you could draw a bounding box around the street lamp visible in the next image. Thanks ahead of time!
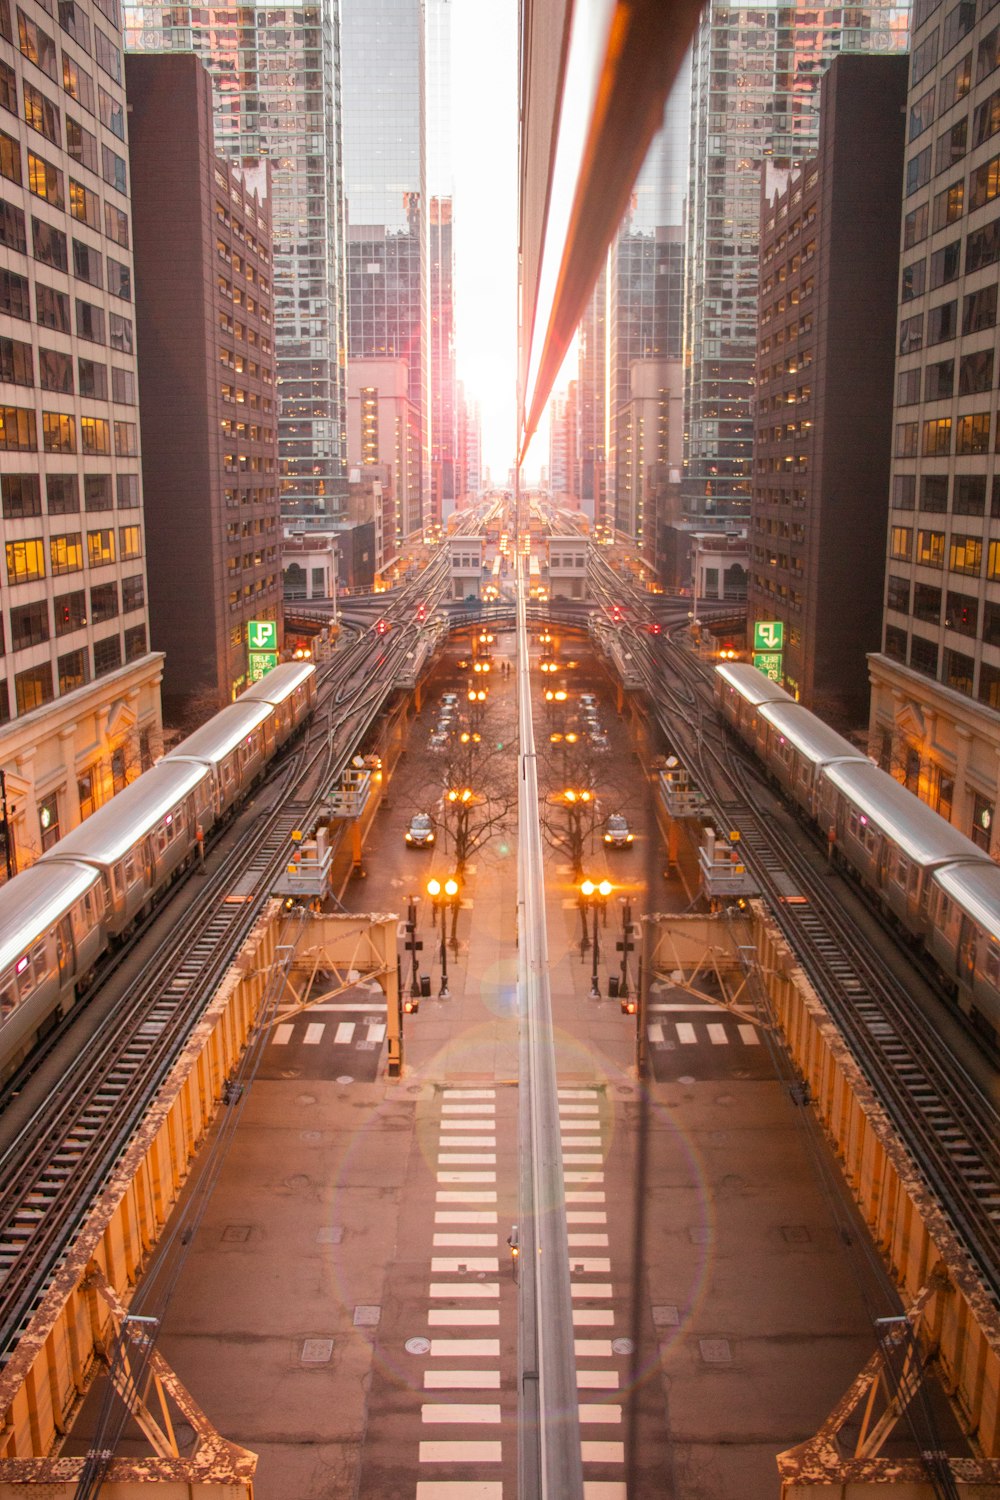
[580,878,612,998]
[426,875,459,996]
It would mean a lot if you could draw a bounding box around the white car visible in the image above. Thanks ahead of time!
[604,814,633,847]
[405,813,435,847]
[428,731,449,752]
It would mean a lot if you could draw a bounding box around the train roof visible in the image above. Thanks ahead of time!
[759,701,869,768]
[239,661,316,706]
[0,860,102,973]
[715,662,794,708]
[933,861,1000,940]
[823,760,988,867]
[164,701,274,764]
[40,760,210,868]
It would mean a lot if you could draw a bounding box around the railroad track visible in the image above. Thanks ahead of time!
[0,578,449,1362]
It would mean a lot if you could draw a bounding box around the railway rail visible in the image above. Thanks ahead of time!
[0,564,450,1364]
[587,551,1000,1303]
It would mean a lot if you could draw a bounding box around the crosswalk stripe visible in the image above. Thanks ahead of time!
[708,1023,727,1045]
[421,1404,502,1424]
[676,1022,697,1044]
[648,1022,664,1044]
[579,1404,622,1423]
[423,1370,502,1389]
[429,1339,500,1358]
[739,1023,760,1044]
[273,1023,293,1045]
[334,1021,356,1044]
[366,1021,386,1043]
[435,1210,498,1223]
[577,1370,619,1388]
[581,1441,625,1463]
[417,1482,503,1498]
[418,1441,502,1463]
[428,1309,500,1326]
[304,1022,324,1045]
[429,1283,500,1299]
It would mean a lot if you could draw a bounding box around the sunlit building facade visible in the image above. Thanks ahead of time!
[341,0,426,541]
[870,0,1000,858]
[124,0,348,524]
[683,0,909,522]
[0,0,164,877]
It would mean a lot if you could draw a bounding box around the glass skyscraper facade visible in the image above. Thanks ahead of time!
[341,0,426,538]
[124,0,348,521]
[683,0,909,521]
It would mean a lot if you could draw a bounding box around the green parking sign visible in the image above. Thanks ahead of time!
[248,650,279,682]
[753,652,783,682]
[248,619,278,652]
[753,620,784,652]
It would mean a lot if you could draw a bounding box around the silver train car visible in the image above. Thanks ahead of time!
[714,663,1000,1048]
[0,662,316,1079]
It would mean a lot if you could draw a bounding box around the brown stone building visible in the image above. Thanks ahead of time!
[749,53,908,728]
[126,53,280,720]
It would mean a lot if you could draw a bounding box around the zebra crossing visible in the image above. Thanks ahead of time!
[409,1086,627,1500]
[646,1005,771,1082]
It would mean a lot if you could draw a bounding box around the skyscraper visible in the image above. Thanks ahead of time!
[0,0,164,875]
[124,0,348,524]
[869,0,1000,857]
[341,0,426,542]
[683,0,909,523]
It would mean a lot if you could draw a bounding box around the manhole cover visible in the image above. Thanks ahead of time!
[611,1338,634,1355]
[301,1131,321,1142]
[405,1336,431,1355]
[699,1338,733,1364]
[652,1304,680,1327]
[297,1094,317,1106]
[336,1075,355,1085]
[678,1075,696,1086]
[354,1305,381,1327]
[222,1225,251,1243]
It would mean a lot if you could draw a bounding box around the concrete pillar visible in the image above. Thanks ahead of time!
[15,746,38,869]
[59,724,80,832]
[954,725,973,838]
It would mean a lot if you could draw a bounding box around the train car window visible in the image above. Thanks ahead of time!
[895,854,910,888]
[0,980,16,1016]
[124,852,139,885]
[985,941,1000,983]
[848,810,860,839]
[32,940,49,984]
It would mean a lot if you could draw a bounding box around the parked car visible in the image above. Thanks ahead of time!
[429,731,450,752]
[440,693,458,709]
[405,812,435,848]
[590,731,610,752]
[604,813,634,848]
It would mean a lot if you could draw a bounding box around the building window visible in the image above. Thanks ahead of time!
[0,129,20,185]
[6,536,44,583]
[27,150,63,208]
[42,411,75,453]
[58,1,90,48]
[50,532,82,574]
[98,85,123,139]
[887,574,910,611]
[956,411,991,452]
[913,582,942,621]
[84,473,111,509]
[87,527,114,566]
[107,257,129,299]
[35,281,70,332]
[893,474,916,509]
[103,202,127,247]
[66,115,98,173]
[977,23,1000,83]
[901,259,926,299]
[113,419,136,455]
[927,300,958,343]
[922,417,952,455]
[920,474,949,511]
[39,347,72,393]
[910,633,939,675]
[118,522,139,558]
[94,27,120,83]
[978,663,1000,710]
[116,472,139,508]
[900,313,924,353]
[896,422,918,457]
[944,647,975,695]
[93,631,121,676]
[46,473,78,513]
[0,335,33,385]
[897,367,921,405]
[89,579,117,621]
[916,529,946,566]
[925,358,954,398]
[962,283,998,332]
[73,237,102,286]
[932,178,964,230]
[904,202,929,248]
[77,767,95,818]
[949,533,982,574]
[1,473,40,518]
[121,573,143,610]
[17,9,58,80]
[15,662,53,713]
[80,415,110,454]
[954,474,986,513]
[69,179,100,229]
[75,298,105,343]
[9,598,48,649]
[54,588,85,633]
[929,239,961,287]
[885,623,908,661]
[22,80,58,144]
[0,404,36,450]
[0,268,27,326]
[111,365,133,403]
[909,85,935,140]
[100,142,124,194]
[966,218,1000,271]
[935,118,968,175]
[62,55,94,114]
[959,347,993,393]
[57,646,86,695]
[109,312,131,352]
[890,525,913,560]
[78,356,107,398]
[0,199,25,251]
[124,623,145,661]
[945,590,979,634]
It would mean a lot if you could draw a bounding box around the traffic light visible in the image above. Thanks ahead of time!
[374,617,391,636]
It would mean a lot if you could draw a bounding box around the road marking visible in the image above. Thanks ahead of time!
[566,1191,605,1203]
[366,1022,386,1043]
[568,1233,609,1246]
[431,1258,499,1273]
[438,1153,497,1166]
[739,1023,760,1045]
[648,1002,719,1012]
[434,1233,499,1248]
[429,1283,500,1299]
[579,1405,622,1424]
[437,1136,498,1148]
[571,1284,613,1298]
[418,1442,502,1463]
[574,1340,613,1357]
[442,1104,497,1115]
[566,1211,607,1224]
[444,1090,496,1099]
[416,1482,503,1498]
[559,1104,600,1115]
[429,1339,500,1358]
[565,1172,604,1184]
[581,1441,625,1463]
[334,1022,355,1044]
[291,1002,388,1013]
[676,1022,697,1044]
[304,1023,324,1045]
[435,1211,498,1224]
[708,1023,728,1045]
[560,1135,602,1146]
[582,1481,628,1498]
[422,1404,502,1424]
[572,1309,615,1326]
[436,1173,496,1184]
[577,1370,619,1388]
[441,1119,498,1131]
[648,1022,664,1044]
[559,1089,600,1098]
[273,1024,293,1045]
[423,1370,502,1390]
[562,1154,605,1165]
[569,1258,611,1273]
[428,1309,500,1326]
